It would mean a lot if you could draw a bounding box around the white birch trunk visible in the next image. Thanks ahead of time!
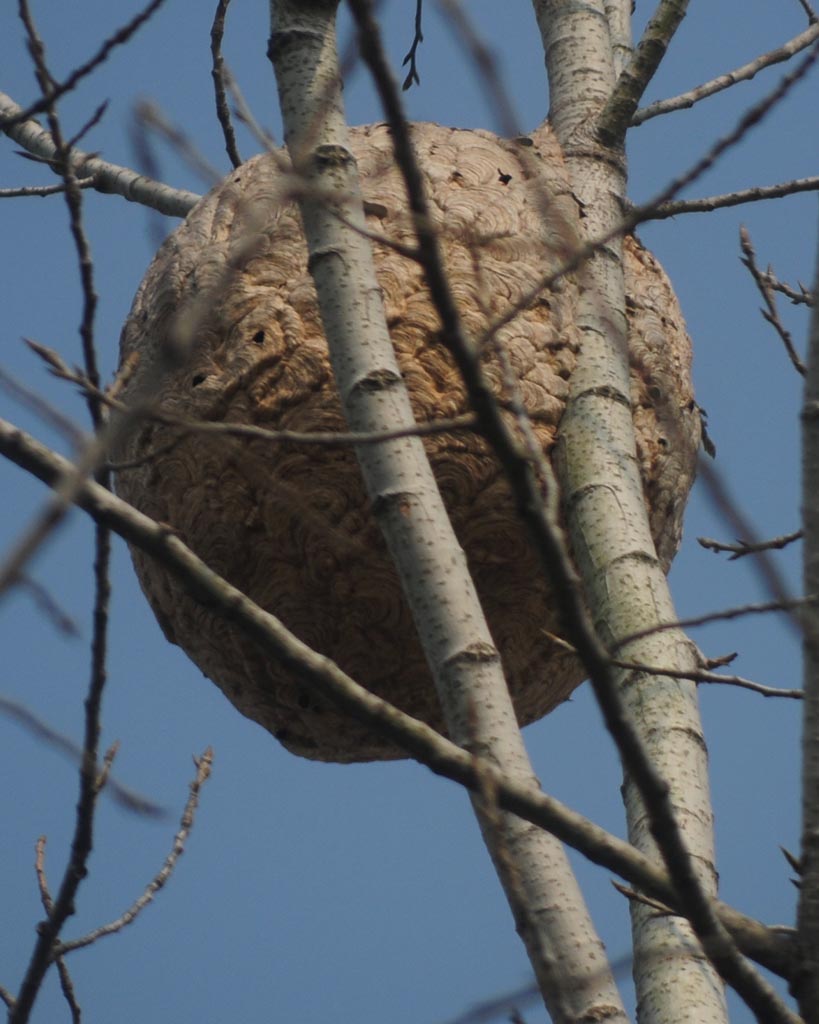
[533,1,728,1021]
[268,1,628,1019]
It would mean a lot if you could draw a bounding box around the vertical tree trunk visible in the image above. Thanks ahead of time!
[533,1,728,1021]
[268,1,628,1019]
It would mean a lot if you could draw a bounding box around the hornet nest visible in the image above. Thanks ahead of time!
[114,121,700,762]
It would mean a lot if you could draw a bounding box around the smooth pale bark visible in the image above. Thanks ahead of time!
[533,1,727,1022]
[603,0,633,77]
[798,240,819,1024]
[0,91,199,216]
[267,2,628,1020]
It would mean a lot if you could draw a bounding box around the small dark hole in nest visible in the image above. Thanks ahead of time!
[658,436,669,449]
[253,330,265,345]
[191,373,207,387]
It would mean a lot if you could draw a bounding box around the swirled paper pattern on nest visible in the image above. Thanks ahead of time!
[115,121,700,762]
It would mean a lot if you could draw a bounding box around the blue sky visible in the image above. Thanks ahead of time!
[1,2,816,1022]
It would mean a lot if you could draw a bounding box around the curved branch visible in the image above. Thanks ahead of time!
[646,176,819,220]
[0,91,200,217]
[0,414,796,983]
[633,21,819,125]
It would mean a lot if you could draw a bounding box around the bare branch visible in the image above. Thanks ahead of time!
[0,362,85,446]
[795,0,818,21]
[0,693,164,814]
[616,597,812,650]
[34,836,54,915]
[698,530,803,560]
[633,21,819,125]
[0,413,795,979]
[133,100,222,186]
[54,957,80,1024]
[611,660,803,699]
[401,0,424,90]
[57,750,213,954]
[0,91,200,217]
[463,52,819,380]
[795,205,819,1021]
[741,225,807,376]
[15,575,79,636]
[210,0,242,168]
[632,42,819,226]
[646,176,819,220]
[613,881,675,916]
[765,273,815,307]
[225,71,278,150]
[0,179,95,197]
[0,0,171,129]
[698,455,801,617]
[547,634,801,698]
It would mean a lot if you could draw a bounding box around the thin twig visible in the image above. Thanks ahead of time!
[34,837,54,914]
[698,530,803,559]
[54,957,81,1024]
[32,841,80,1020]
[10,11,128,1016]
[15,575,79,636]
[544,630,802,698]
[0,694,165,815]
[698,457,800,622]
[57,749,213,954]
[647,176,819,220]
[109,411,477,469]
[740,225,807,375]
[22,337,479,459]
[64,99,109,153]
[0,91,200,217]
[210,0,242,168]
[613,881,675,916]
[615,596,813,650]
[225,71,277,150]
[134,100,222,186]
[0,179,94,197]
[611,659,803,699]
[633,21,819,125]
[765,273,815,307]
[0,363,85,447]
[401,0,424,90]
[0,0,171,129]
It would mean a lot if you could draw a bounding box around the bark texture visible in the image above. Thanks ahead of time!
[115,120,699,762]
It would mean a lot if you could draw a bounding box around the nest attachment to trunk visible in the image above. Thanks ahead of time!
[115,121,700,762]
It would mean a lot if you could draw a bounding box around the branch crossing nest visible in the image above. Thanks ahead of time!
[115,122,700,762]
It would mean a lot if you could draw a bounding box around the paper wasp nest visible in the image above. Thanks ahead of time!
[115,121,699,761]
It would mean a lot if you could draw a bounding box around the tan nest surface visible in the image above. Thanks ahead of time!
[115,121,700,762]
